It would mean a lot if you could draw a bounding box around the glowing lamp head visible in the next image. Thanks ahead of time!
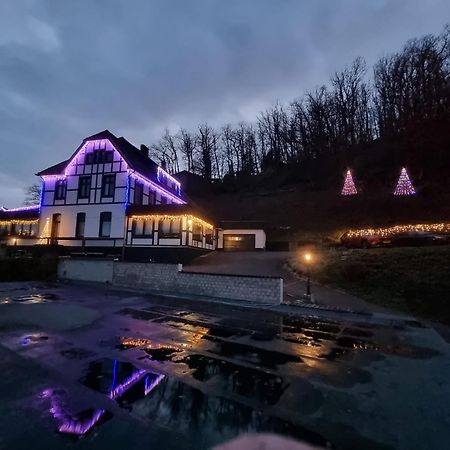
[304,252,312,263]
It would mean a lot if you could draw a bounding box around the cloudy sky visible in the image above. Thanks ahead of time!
[1,0,449,207]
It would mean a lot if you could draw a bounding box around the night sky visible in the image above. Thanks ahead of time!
[1,0,449,207]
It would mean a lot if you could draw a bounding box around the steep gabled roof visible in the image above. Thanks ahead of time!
[36,159,70,176]
[36,130,158,181]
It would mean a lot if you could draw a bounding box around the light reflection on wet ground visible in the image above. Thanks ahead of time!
[1,282,450,449]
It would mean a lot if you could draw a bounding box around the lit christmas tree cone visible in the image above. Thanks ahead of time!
[341,169,357,195]
[394,167,416,196]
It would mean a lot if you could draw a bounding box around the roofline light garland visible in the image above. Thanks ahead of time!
[129,171,186,205]
[39,138,184,204]
[130,213,213,229]
[0,205,40,213]
[157,167,181,193]
[63,139,119,177]
[0,219,39,226]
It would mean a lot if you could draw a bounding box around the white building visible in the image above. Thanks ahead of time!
[0,130,215,262]
[0,130,267,260]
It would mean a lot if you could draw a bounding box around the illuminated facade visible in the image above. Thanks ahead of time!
[0,130,216,259]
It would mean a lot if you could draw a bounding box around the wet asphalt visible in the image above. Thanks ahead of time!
[0,282,449,450]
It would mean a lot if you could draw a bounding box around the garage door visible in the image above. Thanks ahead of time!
[223,234,256,251]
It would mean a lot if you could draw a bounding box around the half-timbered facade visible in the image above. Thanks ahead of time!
[0,130,216,261]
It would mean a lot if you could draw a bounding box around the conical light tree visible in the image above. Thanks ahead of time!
[394,167,416,196]
[341,169,357,195]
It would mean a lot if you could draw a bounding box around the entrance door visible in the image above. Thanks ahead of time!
[50,213,61,244]
[223,234,256,251]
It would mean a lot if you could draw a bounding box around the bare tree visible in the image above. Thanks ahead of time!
[24,184,41,205]
[177,129,196,173]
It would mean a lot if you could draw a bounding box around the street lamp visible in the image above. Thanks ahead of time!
[304,252,312,298]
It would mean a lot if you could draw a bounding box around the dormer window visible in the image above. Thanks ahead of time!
[85,150,113,164]
[54,179,67,200]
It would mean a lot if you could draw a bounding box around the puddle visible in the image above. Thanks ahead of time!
[115,337,153,351]
[130,376,329,450]
[117,308,163,321]
[79,358,165,409]
[180,354,288,405]
[204,337,303,368]
[21,334,49,345]
[60,347,97,360]
[40,388,112,437]
[143,346,182,361]
[283,316,341,334]
[251,329,279,341]
[342,327,374,338]
[0,293,57,305]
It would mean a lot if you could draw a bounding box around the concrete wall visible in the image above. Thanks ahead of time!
[58,258,114,283]
[58,259,282,305]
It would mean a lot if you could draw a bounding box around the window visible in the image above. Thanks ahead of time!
[101,174,116,198]
[85,150,114,164]
[75,213,86,238]
[148,191,156,205]
[206,228,214,244]
[193,223,202,241]
[85,153,94,164]
[160,219,181,238]
[160,196,167,205]
[78,176,91,199]
[132,219,153,237]
[54,180,67,200]
[99,212,112,237]
[134,182,143,205]
[103,151,113,163]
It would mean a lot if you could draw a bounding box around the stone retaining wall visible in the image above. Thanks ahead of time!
[58,259,282,305]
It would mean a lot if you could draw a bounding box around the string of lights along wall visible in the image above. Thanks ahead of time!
[340,167,416,196]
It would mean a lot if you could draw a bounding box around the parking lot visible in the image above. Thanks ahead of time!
[1,281,450,449]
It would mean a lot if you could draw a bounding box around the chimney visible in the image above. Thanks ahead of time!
[161,160,167,170]
[140,144,149,158]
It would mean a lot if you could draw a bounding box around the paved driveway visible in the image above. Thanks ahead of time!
[185,251,390,313]
[0,282,450,449]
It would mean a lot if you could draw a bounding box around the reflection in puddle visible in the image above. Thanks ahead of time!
[143,346,182,361]
[40,389,111,437]
[180,354,287,405]
[204,337,303,368]
[21,334,49,345]
[60,347,96,360]
[132,376,328,449]
[80,358,165,409]
[0,293,57,305]
[116,337,153,350]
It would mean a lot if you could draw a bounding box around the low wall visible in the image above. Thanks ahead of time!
[58,259,282,305]
[58,259,114,284]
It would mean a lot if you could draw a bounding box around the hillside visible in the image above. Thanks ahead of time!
[188,182,450,238]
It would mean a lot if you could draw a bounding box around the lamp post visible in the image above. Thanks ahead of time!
[304,252,312,299]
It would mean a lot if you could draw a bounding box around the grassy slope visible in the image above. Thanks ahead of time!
[291,246,450,323]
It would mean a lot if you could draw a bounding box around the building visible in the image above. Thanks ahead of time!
[0,129,269,260]
[217,221,266,251]
[0,130,215,262]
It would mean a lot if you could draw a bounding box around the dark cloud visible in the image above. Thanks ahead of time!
[0,0,449,206]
